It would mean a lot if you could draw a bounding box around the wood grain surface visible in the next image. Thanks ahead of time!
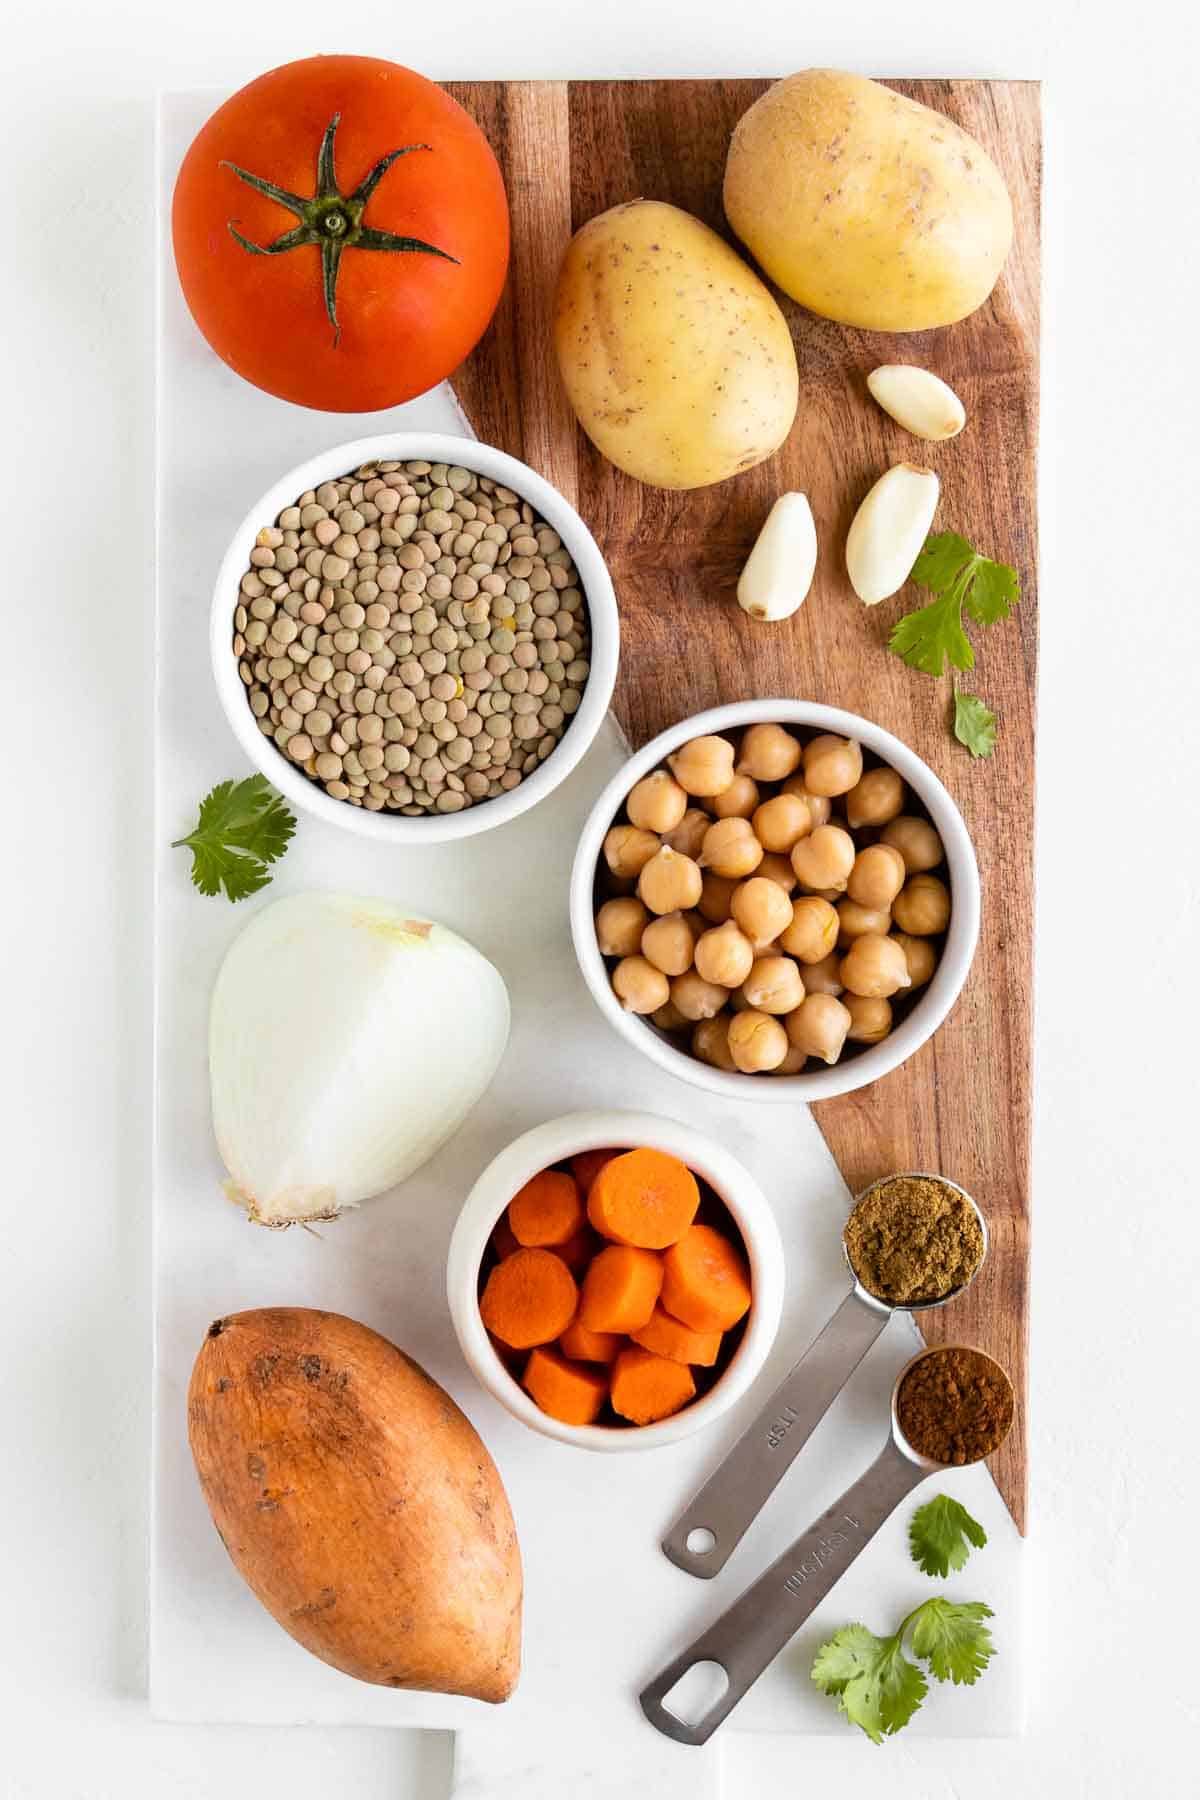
[448,77,1040,1531]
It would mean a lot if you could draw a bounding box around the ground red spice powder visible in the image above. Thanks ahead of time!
[896,1346,1014,1465]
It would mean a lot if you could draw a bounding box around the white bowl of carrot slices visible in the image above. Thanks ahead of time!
[446,1110,785,1450]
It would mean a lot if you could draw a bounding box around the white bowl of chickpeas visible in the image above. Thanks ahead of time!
[212,433,618,842]
[570,701,980,1101]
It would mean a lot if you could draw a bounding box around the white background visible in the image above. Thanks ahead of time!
[5,2,1198,1796]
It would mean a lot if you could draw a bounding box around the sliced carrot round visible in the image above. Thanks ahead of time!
[570,1148,619,1196]
[631,1303,722,1367]
[554,1226,600,1275]
[587,1147,701,1249]
[508,1169,585,1248]
[559,1319,623,1364]
[610,1345,696,1424]
[523,1346,609,1425]
[578,1244,663,1334]
[480,1247,578,1349]
[661,1224,752,1332]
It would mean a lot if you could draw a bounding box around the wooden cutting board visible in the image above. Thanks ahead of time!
[448,77,1040,1533]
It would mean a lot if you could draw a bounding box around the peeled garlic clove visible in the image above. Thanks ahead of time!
[867,365,966,441]
[845,463,940,605]
[737,492,817,622]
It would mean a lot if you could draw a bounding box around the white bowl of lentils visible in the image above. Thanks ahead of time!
[212,433,618,842]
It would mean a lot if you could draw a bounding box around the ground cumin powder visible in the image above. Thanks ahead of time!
[843,1174,984,1306]
[896,1346,1014,1465]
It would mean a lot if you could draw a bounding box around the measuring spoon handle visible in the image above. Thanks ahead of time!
[662,1287,888,1577]
[641,1437,927,1746]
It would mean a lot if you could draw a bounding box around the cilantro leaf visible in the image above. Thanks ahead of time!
[888,591,975,677]
[812,1625,927,1744]
[909,1598,995,1686]
[953,691,998,760]
[909,1494,988,1578]
[172,775,296,903]
[890,531,1020,678]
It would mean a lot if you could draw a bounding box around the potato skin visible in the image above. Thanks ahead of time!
[187,1308,521,1701]
[724,70,1013,331]
[554,199,798,490]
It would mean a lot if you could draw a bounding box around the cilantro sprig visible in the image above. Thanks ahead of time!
[953,690,998,760]
[888,532,1020,678]
[172,775,296,902]
[812,1598,995,1743]
[811,1493,994,1740]
[909,1494,988,1578]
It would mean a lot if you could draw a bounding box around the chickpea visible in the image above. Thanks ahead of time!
[803,734,863,798]
[768,1041,809,1075]
[641,910,697,977]
[730,875,794,950]
[780,896,839,963]
[791,823,856,894]
[845,765,904,830]
[802,952,845,996]
[736,722,803,782]
[700,816,764,879]
[728,1008,789,1073]
[668,734,736,797]
[626,769,688,834]
[604,823,660,879]
[840,933,912,999]
[727,984,752,1012]
[612,955,669,1014]
[707,772,760,820]
[892,874,951,936]
[846,843,907,911]
[781,774,832,827]
[836,899,892,947]
[663,807,711,858]
[596,895,650,957]
[694,919,755,988]
[651,998,690,1033]
[742,955,806,1014]
[670,968,730,1022]
[843,992,893,1044]
[638,845,703,916]
[752,792,812,854]
[698,871,738,924]
[893,932,937,988]
[784,992,852,1065]
[757,851,798,892]
[880,815,944,874]
[692,1014,739,1072]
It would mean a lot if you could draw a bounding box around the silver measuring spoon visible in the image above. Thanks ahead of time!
[662,1173,987,1579]
[640,1343,1013,1746]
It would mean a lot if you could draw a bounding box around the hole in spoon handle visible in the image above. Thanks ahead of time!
[661,1289,888,1578]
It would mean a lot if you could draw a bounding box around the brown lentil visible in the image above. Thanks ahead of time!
[895,1346,1014,1466]
[844,1174,984,1306]
[234,459,591,814]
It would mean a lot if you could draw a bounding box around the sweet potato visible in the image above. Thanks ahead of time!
[187,1308,521,1700]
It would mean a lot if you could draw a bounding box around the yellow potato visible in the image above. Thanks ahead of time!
[553,199,798,489]
[724,70,1013,332]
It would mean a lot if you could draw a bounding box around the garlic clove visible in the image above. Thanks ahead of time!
[737,492,817,622]
[867,365,966,441]
[845,463,940,605]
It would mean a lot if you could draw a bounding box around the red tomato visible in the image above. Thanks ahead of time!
[172,56,509,412]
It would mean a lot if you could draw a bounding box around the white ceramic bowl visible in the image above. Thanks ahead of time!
[570,699,981,1103]
[446,1110,785,1451]
[211,432,619,844]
